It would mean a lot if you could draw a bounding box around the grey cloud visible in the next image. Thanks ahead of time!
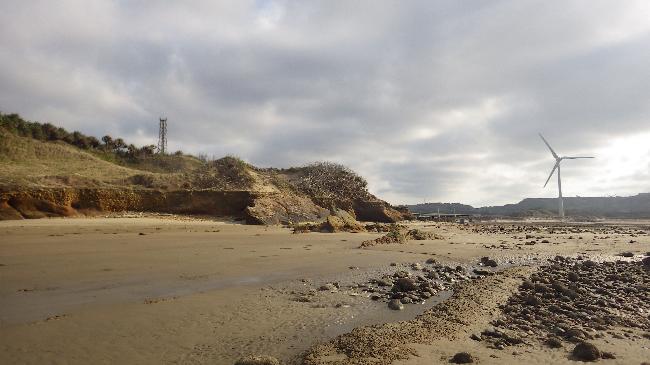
[1,0,649,205]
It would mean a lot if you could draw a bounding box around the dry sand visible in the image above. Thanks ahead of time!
[0,217,648,364]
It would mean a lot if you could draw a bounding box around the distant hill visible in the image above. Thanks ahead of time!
[407,194,650,218]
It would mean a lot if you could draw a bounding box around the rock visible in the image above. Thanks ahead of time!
[393,270,410,278]
[388,299,404,310]
[572,342,600,361]
[642,256,650,267]
[582,260,597,268]
[450,352,474,364]
[473,269,491,276]
[567,271,579,282]
[376,278,393,287]
[481,257,498,267]
[524,295,541,306]
[620,252,634,258]
[234,355,280,365]
[394,278,417,292]
[470,333,482,341]
[601,352,616,359]
[411,262,422,270]
[546,336,563,348]
[426,258,437,264]
[319,283,337,291]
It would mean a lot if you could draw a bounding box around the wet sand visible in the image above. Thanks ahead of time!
[0,217,648,364]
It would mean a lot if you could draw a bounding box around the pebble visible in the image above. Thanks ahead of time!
[319,283,337,292]
[388,299,404,310]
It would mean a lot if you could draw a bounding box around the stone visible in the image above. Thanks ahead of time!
[393,277,417,292]
[376,278,393,287]
[546,336,563,348]
[393,270,410,278]
[572,342,600,361]
[567,271,579,282]
[481,257,498,267]
[450,352,474,364]
[601,352,616,359]
[642,256,650,267]
[388,299,404,310]
[319,283,337,292]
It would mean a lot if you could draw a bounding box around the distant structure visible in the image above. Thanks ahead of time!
[539,133,594,218]
[157,117,167,154]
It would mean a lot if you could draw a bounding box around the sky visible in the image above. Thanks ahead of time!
[1,1,649,206]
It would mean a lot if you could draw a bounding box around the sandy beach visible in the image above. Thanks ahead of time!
[1,217,648,364]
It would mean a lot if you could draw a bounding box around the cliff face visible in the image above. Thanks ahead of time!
[0,187,408,224]
[0,188,254,219]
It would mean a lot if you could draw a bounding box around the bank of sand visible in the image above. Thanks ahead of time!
[0,217,648,364]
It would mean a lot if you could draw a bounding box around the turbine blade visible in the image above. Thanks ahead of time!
[563,156,595,159]
[539,133,559,159]
[544,162,559,188]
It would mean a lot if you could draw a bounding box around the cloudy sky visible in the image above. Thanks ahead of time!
[1,1,649,206]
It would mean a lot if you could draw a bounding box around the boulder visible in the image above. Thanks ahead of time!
[572,342,600,361]
[450,352,474,363]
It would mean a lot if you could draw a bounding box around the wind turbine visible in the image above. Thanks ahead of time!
[539,134,594,219]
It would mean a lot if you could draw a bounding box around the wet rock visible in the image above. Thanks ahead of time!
[388,299,404,310]
[234,355,280,365]
[393,277,418,292]
[572,342,600,361]
[450,352,474,364]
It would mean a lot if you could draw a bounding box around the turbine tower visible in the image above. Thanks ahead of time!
[539,134,594,219]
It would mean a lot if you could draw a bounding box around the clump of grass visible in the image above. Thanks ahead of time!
[190,155,255,190]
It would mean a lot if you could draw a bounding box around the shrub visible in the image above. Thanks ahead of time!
[294,161,369,201]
